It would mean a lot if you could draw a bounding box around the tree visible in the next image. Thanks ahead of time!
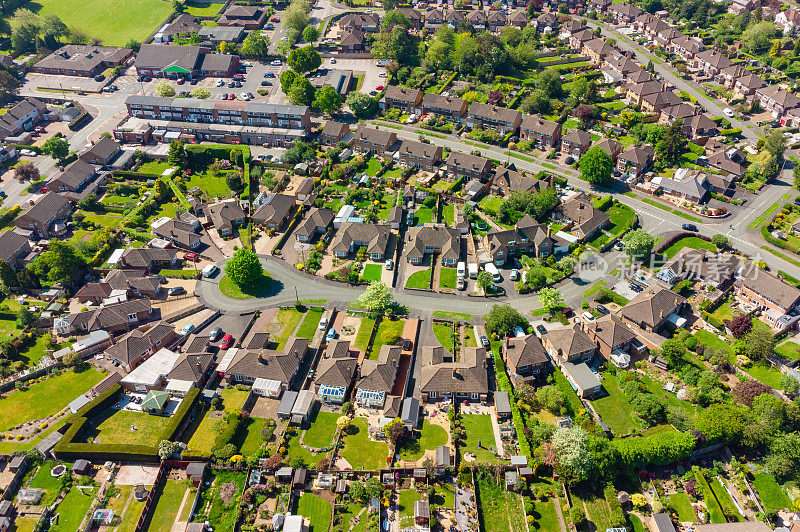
[30,241,86,285]
[655,119,687,167]
[765,432,800,481]
[711,234,730,250]
[660,338,686,368]
[155,81,175,97]
[172,0,184,13]
[365,477,383,500]
[356,281,393,313]
[622,229,655,259]
[287,76,316,106]
[782,373,800,394]
[0,260,18,287]
[16,305,34,328]
[372,24,417,65]
[167,140,187,168]
[225,248,263,288]
[13,162,39,182]
[302,25,318,43]
[336,415,352,431]
[579,146,613,185]
[158,439,180,460]
[276,38,293,59]
[485,304,527,338]
[225,171,243,193]
[763,130,787,162]
[189,87,210,99]
[42,136,68,161]
[384,417,406,444]
[476,270,493,296]
[62,351,81,367]
[536,67,562,98]
[727,313,752,339]
[313,85,343,115]
[382,10,410,29]
[0,70,19,103]
[744,325,776,360]
[240,30,270,58]
[288,45,321,73]
[536,386,565,415]
[350,481,367,503]
[733,379,773,406]
[280,69,298,94]
[346,92,377,118]
[538,287,564,313]
[549,427,594,483]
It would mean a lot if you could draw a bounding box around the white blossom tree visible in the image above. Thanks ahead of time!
[356,281,393,313]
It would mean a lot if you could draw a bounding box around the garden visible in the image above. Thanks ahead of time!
[339,418,389,470]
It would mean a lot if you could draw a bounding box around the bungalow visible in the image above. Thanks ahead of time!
[152,217,202,250]
[295,208,334,243]
[329,222,392,260]
[404,224,460,265]
[660,248,740,288]
[354,345,402,408]
[466,102,522,135]
[418,345,489,403]
[340,12,381,32]
[519,114,561,149]
[252,193,295,231]
[396,139,443,171]
[707,146,747,178]
[217,5,268,29]
[118,248,179,272]
[650,168,709,203]
[485,214,554,265]
[380,85,424,114]
[339,28,365,51]
[223,337,309,393]
[207,200,246,236]
[502,334,551,385]
[104,321,176,371]
[104,269,165,297]
[562,129,592,158]
[315,343,358,404]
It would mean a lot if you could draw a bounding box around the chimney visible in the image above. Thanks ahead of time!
[452,368,459,379]
[547,225,552,237]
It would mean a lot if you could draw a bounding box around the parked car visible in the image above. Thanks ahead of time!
[330,58,337,64]
[595,304,609,315]
[180,323,195,335]
[629,282,643,292]
[19,149,36,157]
[270,59,282,66]
[384,259,393,270]
[509,269,520,281]
[565,156,575,165]
[247,92,254,99]
[219,334,234,349]
[318,316,328,330]
[168,286,186,296]
[270,16,280,22]
[209,327,223,341]
[240,92,251,101]
[261,80,272,86]
[614,241,625,251]
[479,335,490,347]
[176,78,185,85]
[457,278,466,291]
[379,72,387,77]
[723,107,735,118]
[513,326,525,337]
[183,252,199,262]
[216,79,225,86]
[94,74,105,82]
[536,324,548,336]
[682,223,698,232]
[266,72,276,78]
[326,328,336,341]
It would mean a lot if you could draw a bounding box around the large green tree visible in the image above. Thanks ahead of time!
[225,248,263,288]
[655,119,687,167]
[485,304,527,338]
[30,241,86,285]
[356,281,393,313]
[622,229,655,259]
[240,30,270,58]
[346,92,377,118]
[287,45,321,73]
[42,135,68,160]
[313,85,343,115]
[286,77,316,106]
[579,146,614,186]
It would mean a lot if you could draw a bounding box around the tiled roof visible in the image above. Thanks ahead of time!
[620,287,686,329]
[585,314,635,349]
[503,334,548,371]
[545,323,596,358]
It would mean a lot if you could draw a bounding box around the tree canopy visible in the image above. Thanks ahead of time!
[225,248,264,288]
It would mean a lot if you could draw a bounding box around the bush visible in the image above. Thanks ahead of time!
[214,411,243,449]
[594,196,613,211]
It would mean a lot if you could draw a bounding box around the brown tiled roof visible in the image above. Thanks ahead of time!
[619,287,686,329]
[105,321,174,365]
[83,137,120,161]
[446,151,491,174]
[357,345,401,392]
[15,192,71,226]
[75,282,113,300]
[104,269,163,293]
[167,352,213,382]
[404,224,460,262]
[468,102,521,125]
[329,222,391,256]
[252,193,294,225]
[119,248,178,269]
[0,230,29,262]
[398,139,442,162]
[315,357,358,387]
[352,124,396,148]
[384,85,423,105]
[295,207,334,239]
[562,129,592,147]
[70,298,152,332]
[325,339,355,359]
[585,314,635,350]
[419,346,488,395]
[545,323,596,358]
[520,114,560,137]
[556,192,609,237]
[321,120,350,138]
[738,265,800,310]
[503,334,548,371]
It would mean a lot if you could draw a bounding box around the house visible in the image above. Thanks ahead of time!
[217,4,267,29]
[320,121,350,146]
[485,214,554,265]
[625,80,664,107]
[618,287,687,333]
[355,345,402,408]
[118,248,179,272]
[223,337,309,393]
[315,342,358,404]
[0,230,32,269]
[707,146,747,178]
[380,85,424,114]
[422,93,469,123]
[339,28,366,51]
[14,192,72,238]
[733,73,766,100]
[104,269,165,297]
[589,0,611,11]
[62,298,153,336]
[197,26,246,46]
[487,11,506,31]
[445,151,492,181]
[0,98,46,140]
[445,9,466,27]
[569,28,596,50]
[735,265,800,328]
[508,11,529,28]
[583,38,618,63]
[32,45,133,77]
[120,347,180,392]
[47,160,96,195]
[404,224,460,265]
[350,124,397,156]
[466,102,522,135]
[584,314,638,360]
[519,114,561,149]
[295,208,334,243]
[683,114,719,139]
[340,12,381,32]
[502,334,551,385]
[466,9,487,30]
[294,178,315,203]
[492,164,551,197]
[651,168,709,203]
[252,193,295,231]
[134,44,238,79]
[79,137,121,166]
[641,90,684,114]
[397,139,443,171]
[617,145,654,177]
[398,7,423,29]
[329,222,392,260]
[729,0,758,13]
[542,323,596,364]
[562,129,592,158]
[419,346,489,402]
[152,217,202,250]
[594,138,622,162]
[660,248,740,288]
[534,12,559,32]
[608,2,642,23]
[207,200,246,236]
[105,321,176,371]
[757,85,800,120]
[694,50,733,76]
[659,103,699,124]
[388,206,403,230]
[562,360,602,398]
[553,192,610,241]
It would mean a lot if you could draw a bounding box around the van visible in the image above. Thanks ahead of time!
[581,311,596,323]
[484,263,502,283]
[457,261,466,279]
[468,263,478,279]
[201,264,219,278]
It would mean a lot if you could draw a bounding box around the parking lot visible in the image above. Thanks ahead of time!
[319,57,385,95]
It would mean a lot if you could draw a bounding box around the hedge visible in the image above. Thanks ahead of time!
[160,387,200,441]
[214,411,242,449]
[612,431,696,468]
[702,311,725,331]
[762,224,800,255]
[0,205,21,227]
[594,195,613,211]
[119,226,154,243]
[493,355,532,457]
[12,144,42,154]
[604,483,626,528]
[594,288,629,306]
[160,269,200,279]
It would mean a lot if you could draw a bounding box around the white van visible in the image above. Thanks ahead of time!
[484,263,502,283]
[468,263,478,279]
[457,261,466,279]
[201,264,219,278]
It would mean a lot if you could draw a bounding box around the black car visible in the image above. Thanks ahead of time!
[94,74,105,82]
[595,304,610,315]
[261,80,272,86]
[536,324,548,336]
[168,286,186,296]
[209,326,223,342]
[565,156,575,165]
[629,283,643,292]
[682,223,698,232]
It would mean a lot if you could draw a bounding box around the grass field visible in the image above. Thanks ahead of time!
[415,207,433,224]
[284,427,326,467]
[476,475,526,532]
[442,204,455,224]
[272,308,304,349]
[187,171,230,197]
[106,485,145,532]
[661,236,716,259]
[396,420,448,461]
[530,498,559,531]
[431,482,455,508]
[82,409,171,446]
[590,372,643,435]
[218,273,272,300]
[302,411,339,449]
[30,0,173,45]
[50,487,95,531]
[296,307,324,339]
[668,492,696,522]
[82,213,124,229]
[370,318,404,356]
[235,416,265,456]
[462,414,500,464]
[439,267,457,289]
[220,388,249,412]
[747,362,784,389]
[361,263,383,282]
[709,477,741,522]
[0,368,104,432]
[294,492,333,532]
[405,269,431,289]
[398,489,422,528]
[184,0,224,16]
[695,473,726,524]
[605,203,635,234]
[433,322,455,352]
[354,317,375,352]
[753,473,791,513]
[340,418,388,470]
[185,408,219,453]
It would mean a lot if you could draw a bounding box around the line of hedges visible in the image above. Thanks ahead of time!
[214,411,242,449]
[119,226,153,243]
[762,224,800,255]
[0,205,21,226]
[702,311,725,331]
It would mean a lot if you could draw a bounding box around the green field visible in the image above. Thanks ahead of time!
[415,207,433,224]
[294,492,333,532]
[218,273,272,300]
[296,307,324,339]
[184,1,224,16]
[82,409,171,446]
[340,418,388,470]
[186,408,221,453]
[405,269,432,289]
[361,263,383,282]
[302,411,339,449]
[396,420,448,461]
[606,203,635,235]
[30,0,173,45]
[439,267,457,289]
[462,414,500,464]
[148,480,187,530]
[28,461,65,507]
[187,171,231,197]
[235,416,265,456]
[476,475,526,532]
[0,368,104,432]
[661,236,716,259]
[753,473,791,513]
[354,317,376,352]
[775,341,800,360]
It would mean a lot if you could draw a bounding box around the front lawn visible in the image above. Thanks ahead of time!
[294,492,333,532]
[396,420,448,461]
[355,317,376,352]
[0,368,104,432]
[271,308,303,350]
[361,263,383,282]
[461,414,500,464]
[439,267,457,289]
[296,307,324,339]
[339,417,388,470]
[405,269,431,289]
[753,472,791,513]
[661,236,716,259]
[81,409,171,446]
[303,411,339,449]
[218,273,272,300]
[605,203,635,235]
[370,318,405,356]
[433,322,455,352]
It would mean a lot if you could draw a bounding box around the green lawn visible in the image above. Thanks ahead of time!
[476,475,526,532]
[432,311,472,320]
[284,427,326,467]
[338,503,368,532]
[363,157,382,177]
[695,474,726,524]
[694,329,733,355]
[184,0,224,16]
[235,416,265,456]
[105,485,145,532]
[582,492,614,532]
[582,280,607,298]
[396,420,448,461]
[187,171,230,197]
[294,492,333,532]
[775,341,800,360]
[530,498,559,531]
[747,363,784,389]
[442,204,455,224]
[220,388,249,412]
[371,318,405,355]
[354,317,376,352]
[431,482,455,508]
[661,236,716,259]
[138,160,172,174]
[83,213,124,229]
[668,492,696,522]
[339,417,388,470]
[185,408,220,453]
[398,490,422,528]
[303,411,339,449]
[415,207,433,224]
[18,335,60,366]
[82,409,171,446]
[50,487,95,531]
[590,372,643,435]
[606,203,635,235]
[29,461,65,507]
[296,307,324,339]
[32,0,173,45]
[709,477,741,522]
[479,196,504,215]
[461,414,500,464]
[439,267,457,289]
[361,263,383,282]
[433,322,455,352]
[272,307,304,350]
[218,273,272,300]
[753,472,791,513]
[0,368,104,432]
[587,231,612,250]
[405,269,432,289]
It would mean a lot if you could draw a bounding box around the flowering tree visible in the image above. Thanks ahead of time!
[356,281,393,313]
[549,426,595,483]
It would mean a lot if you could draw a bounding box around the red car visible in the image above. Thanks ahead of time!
[376,85,384,90]
[270,16,280,22]
[219,334,233,349]
[40,186,48,193]
[176,78,185,85]
[183,252,199,262]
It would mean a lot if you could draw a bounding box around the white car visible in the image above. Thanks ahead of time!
[240,92,251,100]
[510,269,520,281]
[318,316,328,330]
[270,59,282,66]
[216,79,224,86]
[19,149,36,157]
[723,108,735,118]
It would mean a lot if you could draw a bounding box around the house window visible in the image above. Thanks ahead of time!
[429,392,437,398]
[471,393,479,399]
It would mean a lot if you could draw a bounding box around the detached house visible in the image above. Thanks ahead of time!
[14,192,72,238]
[553,192,610,241]
[118,248,179,272]
[61,298,154,336]
[756,85,800,120]
[79,137,121,166]
[608,2,642,23]
[223,337,310,395]
[208,200,246,236]
[0,230,31,269]
[104,321,176,371]
[152,217,202,250]
[543,324,600,398]
[618,145,654,177]
[519,114,561,149]
[380,85,423,114]
[584,314,639,361]
[355,345,402,408]
[252,193,295,231]
[330,222,392,260]
[295,208,334,243]
[735,266,800,330]
[618,287,687,334]
[217,5,267,29]
[404,224,460,265]
[485,214,554,265]
[315,340,358,404]
[502,334,551,385]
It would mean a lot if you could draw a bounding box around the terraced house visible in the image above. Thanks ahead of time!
[404,224,460,265]
[350,124,398,156]
[466,102,522,135]
[445,151,492,181]
[14,192,72,238]
[421,93,469,123]
[396,139,443,171]
[519,114,561,149]
[380,86,423,114]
